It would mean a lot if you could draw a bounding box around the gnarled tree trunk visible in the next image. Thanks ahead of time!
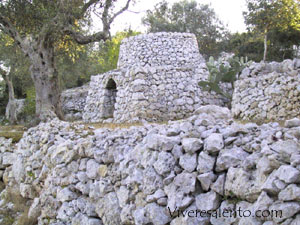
[28,42,64,122]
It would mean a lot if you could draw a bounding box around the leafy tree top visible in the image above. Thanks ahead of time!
[142,0,229,57]
[0,0,132,54]
[244,0,300,33]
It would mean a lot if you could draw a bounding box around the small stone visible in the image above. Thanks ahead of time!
[153,152,176,176]
[86,159,100,179]
[157,197,168,206]
[276,165,300,183]
[145,203,172,225]
[28,198,41,220]
[146,189,166,203]
[179,153,197,172]
[77,171,89,183]
[95,192,122,225]
[98,165,108,177]
[285,118,300,128]
[181,138,203,154]
[20,183,35,199]
[57,187,77,202]
[216,147,249,172]
[269,202,300,223]
[278,184,300,201]
[197,151,215,174]
[204,133,224,154]
[197,172,216,191]
[211,174,225,195]
[195,191,220,211]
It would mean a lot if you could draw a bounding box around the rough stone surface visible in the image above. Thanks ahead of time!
[232,60,300,121]
[195,191,220,211]
[61,84,89,121]
[1,110,300,224]
[83,32,226,123]
[204,133,224,154]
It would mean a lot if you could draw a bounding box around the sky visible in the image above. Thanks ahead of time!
[108,0,248,34]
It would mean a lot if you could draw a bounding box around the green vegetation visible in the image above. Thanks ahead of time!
[0,125,26,142]
[0,187,36,225]
[23,87,36,116]
[142,0,229,58]
[199,56,252,107]
[0,0,299,123]
[0,0,133,120]
[90,30,141,75]
[243,0,300,61]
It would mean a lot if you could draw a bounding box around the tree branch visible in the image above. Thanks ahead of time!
[0,13,32,56]
[66,0,132,45]
[82,0,100,16]
[102,0,113,32]
[0,67,7,77]
[109,0,131,25]
[64,27,109,45]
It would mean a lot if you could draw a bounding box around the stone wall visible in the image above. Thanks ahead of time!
[118,32,201,68]
[83,33,226,123]
[232,59,300,122]
[61,84,89,121]
[83,66,225,123]
[1,105,300,225]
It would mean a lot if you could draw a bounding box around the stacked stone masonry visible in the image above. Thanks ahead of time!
[1,105,300,225]
[83,32,225,123]
[232,59,300,122]
[61,84,89,121]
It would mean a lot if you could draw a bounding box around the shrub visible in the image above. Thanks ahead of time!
[199,55,252,107]
[23,87,36,116]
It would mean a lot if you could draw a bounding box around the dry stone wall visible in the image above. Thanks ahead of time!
[61,84,89,121]
[83,33,225,123]
[1,105,300,225]
[232,59,300,122]
[117,32,202,68]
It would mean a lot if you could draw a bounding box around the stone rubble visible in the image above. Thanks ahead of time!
[1,105,300,224]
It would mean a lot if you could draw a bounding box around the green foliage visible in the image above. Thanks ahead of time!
[267,27,300,61]
[0,33,31,114]
[244,0,300,32]
[27,171,35,178]
[243,0,300,61]
[199,56,252,104]
[142,0,229,58]
[58,29,140,90]
[222,32,264,62]
[23,87,36,116]
[96,29,141,74]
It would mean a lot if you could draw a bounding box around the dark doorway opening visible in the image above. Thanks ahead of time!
[102,79,117,118]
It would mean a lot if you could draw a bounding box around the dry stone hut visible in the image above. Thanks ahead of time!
[83,32,225,123]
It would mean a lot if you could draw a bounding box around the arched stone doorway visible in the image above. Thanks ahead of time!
[102,78,117,119]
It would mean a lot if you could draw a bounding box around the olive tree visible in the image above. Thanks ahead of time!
[0,0,132,121]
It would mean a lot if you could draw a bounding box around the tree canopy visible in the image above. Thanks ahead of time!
[142,0,229,58]
[243,0,300,61]
[0,0,133,121]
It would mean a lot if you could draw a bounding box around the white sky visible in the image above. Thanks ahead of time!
[109,0,247,34]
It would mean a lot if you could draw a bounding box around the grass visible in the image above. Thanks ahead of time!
[82,122,144,130]
[0,116,288,144]
[0,187,37,225]
[0,125,27,142]
[234,118,285,126]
